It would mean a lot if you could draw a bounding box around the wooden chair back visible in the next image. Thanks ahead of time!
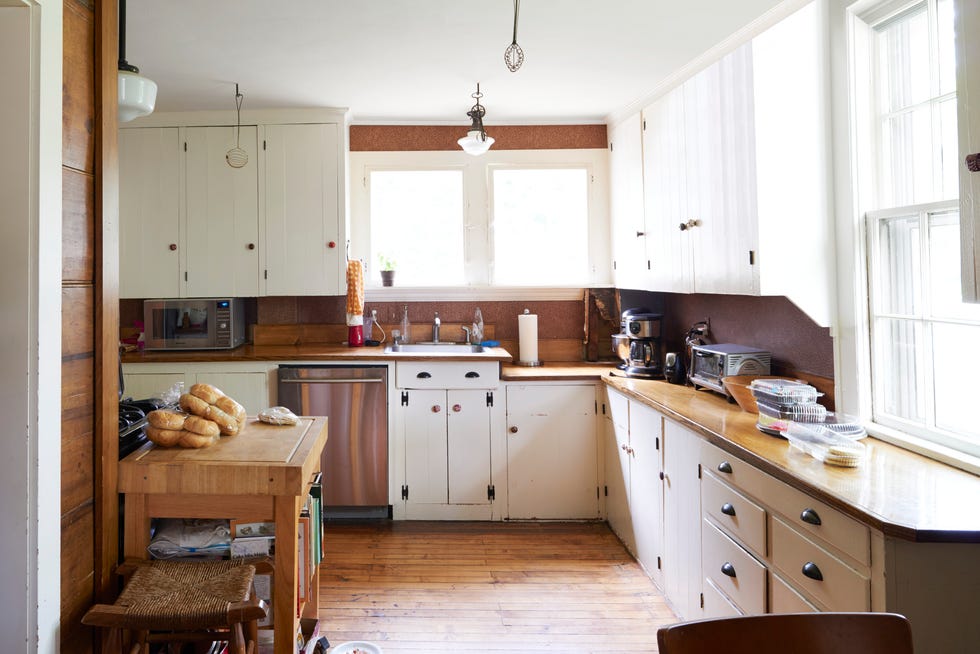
[657,612,914,654]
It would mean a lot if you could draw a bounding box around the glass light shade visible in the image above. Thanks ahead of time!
[457,130,495,156]
[118,70,158,122]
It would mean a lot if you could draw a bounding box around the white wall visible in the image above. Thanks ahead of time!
[0,1,63,652]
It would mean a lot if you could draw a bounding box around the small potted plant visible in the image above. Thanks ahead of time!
[378,254,396,287]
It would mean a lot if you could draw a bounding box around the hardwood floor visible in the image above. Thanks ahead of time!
[317,521,678,653]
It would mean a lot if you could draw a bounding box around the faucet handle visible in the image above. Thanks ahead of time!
[462,325,471,343]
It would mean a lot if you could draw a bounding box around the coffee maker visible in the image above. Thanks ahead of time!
[612,308,663,379]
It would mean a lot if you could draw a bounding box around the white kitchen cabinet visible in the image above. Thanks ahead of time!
[262,123,344,296]
[629,400,664,587]
[393,362,505,520]
[122,362,273,412]
[637,2,833,326]
[505,384,599,520]
[603,388,635,553]
[119,128,181,299]
[183,126,260,297]
[609,112,649,290]
[957,0,980,302]
[662,418,703,620]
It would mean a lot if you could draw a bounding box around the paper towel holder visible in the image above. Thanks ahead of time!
[516,308,543,367]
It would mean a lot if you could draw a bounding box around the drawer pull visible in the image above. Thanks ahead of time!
[721,503,736,517]
[416,372,432,379]
[717,461,733,474]
[465,371,480,378]
[802,561,824,581]
[800,508,822,526]
[721,562,737,578]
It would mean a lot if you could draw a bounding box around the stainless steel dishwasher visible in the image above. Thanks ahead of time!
[277,365,388,518]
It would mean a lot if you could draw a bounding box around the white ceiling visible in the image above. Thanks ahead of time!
[126,0,786,124]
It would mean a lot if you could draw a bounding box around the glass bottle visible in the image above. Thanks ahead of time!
[472,307,484,344]
[400,305,411,344]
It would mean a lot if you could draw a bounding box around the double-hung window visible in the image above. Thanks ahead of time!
[860,0,980,459]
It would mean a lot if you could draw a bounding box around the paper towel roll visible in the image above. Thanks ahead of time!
[518,312,539,364]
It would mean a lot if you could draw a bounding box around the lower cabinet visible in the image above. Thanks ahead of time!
[505,384,599,519]
[661,418,704,620]
[122,362,274,414]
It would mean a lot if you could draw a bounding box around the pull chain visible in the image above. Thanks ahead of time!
[504,0,524,72]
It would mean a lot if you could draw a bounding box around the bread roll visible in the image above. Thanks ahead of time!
[183,415,220,437]
[145,425,183,447]
[207,395,246,435]
[147,409,187,431]
[177,430,218,449]
[189,382,225,405]
[179,393,211,418]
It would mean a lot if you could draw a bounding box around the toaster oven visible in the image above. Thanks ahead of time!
[689,343,771,394]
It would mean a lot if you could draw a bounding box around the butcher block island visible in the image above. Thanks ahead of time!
[119,416,328,654]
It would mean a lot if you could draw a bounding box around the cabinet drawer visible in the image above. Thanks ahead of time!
[703,578,743,619]
[700,441,770,502]
[702,519,766,615]
[396,361,499,389]
[702,471,766,556]
[606,387,629,432]
[770,571,819,614]
[771,516,869,611]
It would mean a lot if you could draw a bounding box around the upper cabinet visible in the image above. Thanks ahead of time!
[262,123,344,297]
[609,113,648,290]
[614,2,833,326]
[957,0,980,302]
[119,110,348,299]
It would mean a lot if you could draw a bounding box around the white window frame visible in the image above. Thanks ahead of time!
[833,0,980,474]
[348,148,611,301]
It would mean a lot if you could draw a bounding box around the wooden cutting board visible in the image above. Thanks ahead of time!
[134,417,314,464]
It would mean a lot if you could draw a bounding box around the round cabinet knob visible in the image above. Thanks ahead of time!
[717,461,733,474]
[802,561,824,581]
[452,404,462,413]
[721,562,737,578]
[328,241,337,248]
[247,243,255,250]
[659,472,665,481]
[509,426,519,434]
[431,405,441,413]
[169,243,177,251]
[721,503,736,517]
[800,508,822,526]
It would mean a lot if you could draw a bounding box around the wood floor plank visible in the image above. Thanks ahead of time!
[318,521,677,653]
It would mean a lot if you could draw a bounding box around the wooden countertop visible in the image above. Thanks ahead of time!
[501,362,617,381]
[118,416,328,496]
[122,344,514,364]
[603,375,980,544]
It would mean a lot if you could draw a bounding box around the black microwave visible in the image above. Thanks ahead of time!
[143,298,246,350]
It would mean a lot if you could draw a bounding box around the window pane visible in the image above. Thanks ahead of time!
[928,211,980,320]
[876,4,929,113]
[877,215,921,316]
[880,107,935,206]
[874,317,925,422]
[938,98,959,200]
[937,0,956,96]
[932,323,980,438]
[369,170,464,286]
[492,169,589,285]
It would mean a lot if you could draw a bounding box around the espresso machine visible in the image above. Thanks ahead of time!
[612,308,663,379]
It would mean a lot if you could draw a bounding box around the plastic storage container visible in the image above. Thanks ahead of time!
[786,422,868,467]
[749,378,821,406]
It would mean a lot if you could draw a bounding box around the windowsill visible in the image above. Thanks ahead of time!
[866,422,980,477]
[364,286,594,302]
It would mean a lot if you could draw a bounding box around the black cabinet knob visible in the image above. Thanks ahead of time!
[800,508,822,526]
[718,461,733,474]
[465,371,480,378]
[417,372,432,379]
[721,562,737,578]
[721,503,736,517]
[802,561,824,581]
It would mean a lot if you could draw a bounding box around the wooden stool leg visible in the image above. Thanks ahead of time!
[230,623,246,654]
[246,618,258,647]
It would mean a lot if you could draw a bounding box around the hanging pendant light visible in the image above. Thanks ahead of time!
[225,84,248,168]
[457,83,495,156]
[117,0,157,122]
[504,0,525,72]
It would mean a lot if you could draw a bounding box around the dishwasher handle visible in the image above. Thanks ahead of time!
[279,377,385,385]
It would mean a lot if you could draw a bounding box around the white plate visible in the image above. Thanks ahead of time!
[330,642,382,654]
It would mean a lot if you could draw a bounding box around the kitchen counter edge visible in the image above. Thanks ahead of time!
[122,344,514,363]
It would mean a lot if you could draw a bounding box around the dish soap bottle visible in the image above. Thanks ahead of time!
[400,305,411,344]
[472,307,484,344]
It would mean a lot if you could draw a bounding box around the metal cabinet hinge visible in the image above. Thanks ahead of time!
[487,485,495,501]
[656,436,660,450]
[700,593,704,609]
[609,141,614,152]
[697,463,702,479]
[603,485,608,497]
[401,391,409,406]
[749,250,756,265]
[401,484,409,500]
[184,271,188,282]
[647,260,651,270]
[486,392,494,407]
[263,140,267,150]
[643,119,647,131]
[264,270,268,280]
[657,556,662,570]
[596,486,600,499]
[613,260,617,270]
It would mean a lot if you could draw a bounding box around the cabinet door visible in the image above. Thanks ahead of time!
[609,113,648,289]
[604,395,634,553]
[119,127,180,298]
[184,126,260,297]
[193,371,268,415]
[629,401,663,586]
[662,419,703,620]
[447,389,492,505]
[122,372,187,402]
[505,385,598,519]
[403,389,448,505]
[263,123,342,296]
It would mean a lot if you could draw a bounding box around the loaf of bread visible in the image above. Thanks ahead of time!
[145,425,184,447]
[178,383,247,436]
[147,409,187,431]
[183,415,220,437]
[177,430,218,449]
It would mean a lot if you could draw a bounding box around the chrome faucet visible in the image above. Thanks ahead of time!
[462,325,471,344]
[432,312,441,343]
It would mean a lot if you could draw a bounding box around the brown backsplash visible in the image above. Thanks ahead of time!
[350,124,608,152]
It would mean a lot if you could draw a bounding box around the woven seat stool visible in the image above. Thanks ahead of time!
[82,559,267,654]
